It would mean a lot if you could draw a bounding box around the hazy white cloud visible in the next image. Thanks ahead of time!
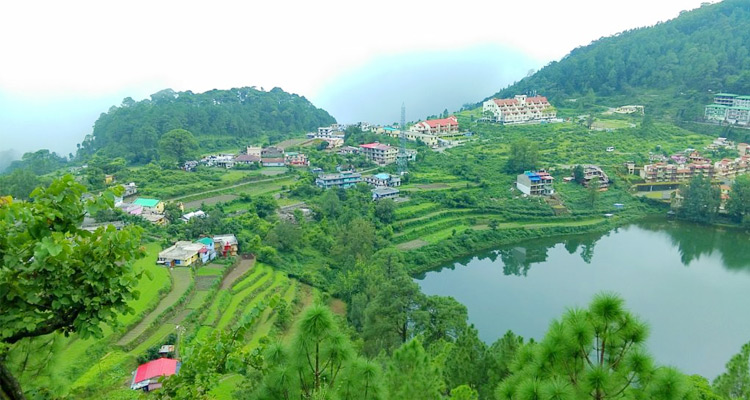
[0,0,712,154]
[0,0,710,99]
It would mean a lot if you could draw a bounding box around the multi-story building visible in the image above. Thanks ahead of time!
[714,156,750,179]
[483,95,556,124]
[359,142,398,165]
[284,152,309,167]
[640,162,716,183]
[372,187,400,201]
[315,171,362,189]
[705,93,750,126]
[246,146,262,157]
[579,165,610,189]
[409,116,459,135]
[381,128,439,147]
[516,171,554,196]
[364,173,401,187]
[308,124,346,140]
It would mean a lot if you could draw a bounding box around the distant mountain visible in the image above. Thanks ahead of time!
[79,87,336,164]
[486,0,750,114]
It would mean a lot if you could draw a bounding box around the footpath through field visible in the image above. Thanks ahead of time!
[221,257,255,290]
[116,268,193,346]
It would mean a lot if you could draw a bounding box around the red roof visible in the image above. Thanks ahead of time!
[423,116,458,128]
[134,358,179,384]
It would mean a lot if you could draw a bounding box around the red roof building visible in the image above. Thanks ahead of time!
[410,116,459,135]
[131,358,181,391]
[483,95,556,124]
[359,142,398,165]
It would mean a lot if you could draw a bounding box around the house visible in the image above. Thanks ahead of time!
[261,146,284,158]
[483,95,556,124]
[235,154,261,165]
[578,165,610,189]
[197,237,217,261]
[409,116,459,135]
[321,137,344,148]
[246,146,262,157]
[364,173,401,187]
[705,94,750,126]
[105,174,115,184]
[214,234,239,257]
[382,128,439,147]
[516,171,554,196]
[359,142,398,165]
[201,154,235,168]
[262,157,286,167]
[158,241,205,267]
[158,345,175,355]
[122,182,138,197]
[133,198,164,214]
[315,171,363,189]
[309,124,346,140]
[372,187,399,201]
[738,143,750,156]
[337,146,360,155]
[285,152,309,167]
[183,160,199,172]
[131,358,180,391]
[181,210,206,222]
[119,203,143,215]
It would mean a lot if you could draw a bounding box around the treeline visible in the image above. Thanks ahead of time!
[487,0,750,109]
[78,87,336,164]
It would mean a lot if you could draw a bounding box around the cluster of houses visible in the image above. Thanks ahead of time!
[157,234,238,267]
[185,146,309,171]
[314,170,402,200]
[634,142,750,183]
[114,187,170,225]
[705,93,750,126]
[483,95,558,124]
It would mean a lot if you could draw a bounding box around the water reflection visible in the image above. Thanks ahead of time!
[445,220,750,276]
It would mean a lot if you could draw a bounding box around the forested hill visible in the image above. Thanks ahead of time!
[79,87,336,164]
[488,0,750,107]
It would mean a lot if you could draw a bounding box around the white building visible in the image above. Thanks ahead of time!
[483,95,556,124]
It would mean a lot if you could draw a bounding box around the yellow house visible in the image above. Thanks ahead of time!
[105,174,115,184]
[157,241,203,267]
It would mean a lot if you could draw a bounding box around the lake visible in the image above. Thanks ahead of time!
[416,220,750,379]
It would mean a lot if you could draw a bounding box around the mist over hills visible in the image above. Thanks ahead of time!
[486,0,750,113]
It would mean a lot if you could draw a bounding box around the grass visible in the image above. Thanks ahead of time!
[116,268,193,346]
[120,243,171,327]
[186,290,211,309]
[231,264,268,293]
[130,323,177,355]
[395,201,439,219]
[203,290,231,326]
[215,270,275,329]
[196,264,225,276]
[210,374,245,399]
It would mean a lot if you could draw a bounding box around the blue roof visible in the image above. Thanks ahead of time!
[384,127,398,131]
[374,173,391,180]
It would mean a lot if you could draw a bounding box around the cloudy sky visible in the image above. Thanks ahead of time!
[0,0,711,156]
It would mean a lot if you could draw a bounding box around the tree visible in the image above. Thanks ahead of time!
[0,168,40,200]
[374,198,396,224]
[163,202,183,223]
[713,341,750,399]
[727,175,750,224]
[573,165,585,184]
[0,176,143,400]
[158,129,199,164]
[588,177,601,208]
[444,325,487,392]
[450,385,479,400]
[505,139,539,174]
[496,293,696,400]
[482,331,523,398]
[676,173,720,224]
[385,339,442,400]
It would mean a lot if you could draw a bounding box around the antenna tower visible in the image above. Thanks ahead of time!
[397,102,408,175]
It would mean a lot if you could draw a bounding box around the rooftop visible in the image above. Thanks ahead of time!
[374,173,391,180]
[133,198,161,207]
[372,187,399,195]
[133,358,180,385]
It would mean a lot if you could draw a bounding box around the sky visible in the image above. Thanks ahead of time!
[0,0,713,157]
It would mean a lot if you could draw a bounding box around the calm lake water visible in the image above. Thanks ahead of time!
[416,220,750,379]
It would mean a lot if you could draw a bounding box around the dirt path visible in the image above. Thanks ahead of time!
[396,239,430,250]
[221,257,255,290]
[117,268,193,346]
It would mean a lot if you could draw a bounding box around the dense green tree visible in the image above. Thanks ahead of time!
[163,202,183,223]
[417,295,468,345]
[0,168,41,200]
[573,165,585,184]
[450,385,479,400]
[0,176,143,400]
[505,139,539,174]
[496,293,696,400]
[253,194,278,219]
[444,325,487,392]
[265,221,303,252]
[727,175,750,224]
[676,173,720,224]
[481,331,523,399]
[588,177,601,208]
[713,341,750,399]
[4,149,67,176]
[158,129,199,164]
[385,339,442,400]
[374,198,396,224]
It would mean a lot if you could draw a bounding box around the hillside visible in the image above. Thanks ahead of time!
[78,87,336,164]
[487,0,750,118]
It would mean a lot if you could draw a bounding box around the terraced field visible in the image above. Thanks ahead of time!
[116,267,194,346]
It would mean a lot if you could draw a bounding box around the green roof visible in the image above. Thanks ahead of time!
[133,198,161,207]
[716,93,738,97]
[197,237,214,246]
[737,96,750,100]
[706,104,728,108]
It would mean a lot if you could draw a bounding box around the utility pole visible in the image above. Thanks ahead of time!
[397,102,408,175]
